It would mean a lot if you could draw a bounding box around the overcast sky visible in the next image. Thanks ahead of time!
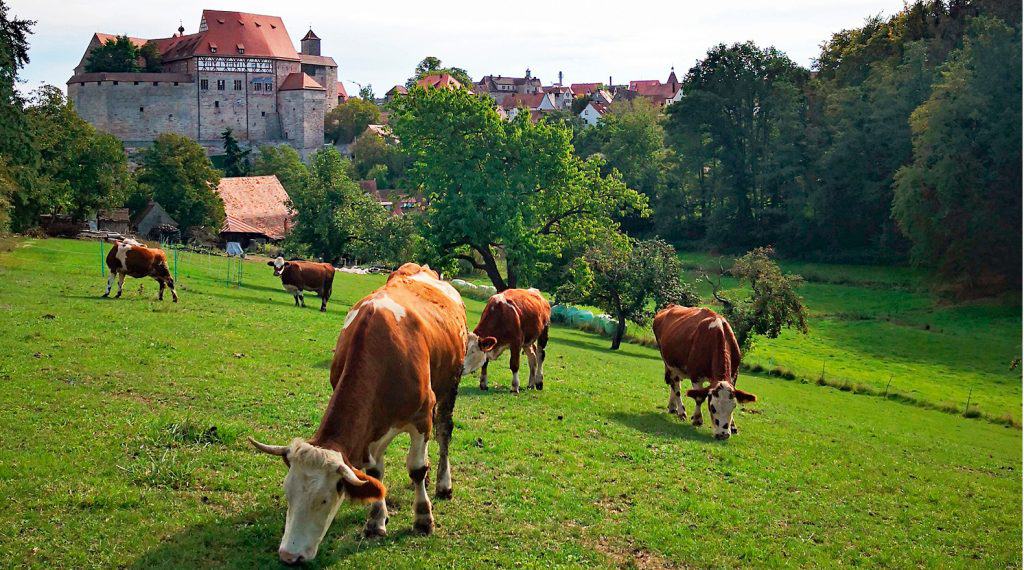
[13,0,906,95]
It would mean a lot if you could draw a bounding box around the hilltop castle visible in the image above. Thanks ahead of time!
[67,10,342,158]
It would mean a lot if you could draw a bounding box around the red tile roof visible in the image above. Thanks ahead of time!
[501,93,545,110]
[279,72,325,91]
[337,82,348,101]
[570,82,601,95]
[416,73,462,89]
[300,54,337,67]
[215,176,292,239]
[587,101,610,115]
[68,72,192,84]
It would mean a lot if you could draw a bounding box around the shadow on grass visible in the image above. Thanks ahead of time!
[552,336,662,362]
[606,411,714,442]
[128,504,412,569]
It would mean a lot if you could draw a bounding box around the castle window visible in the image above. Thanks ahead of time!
[261,111,266,117]
[139,107,144,112]
[174,82,179,86]
[233,79,242,90]
[97,81,101,85]
[217,79,225,90]
[134,81,139,85]
[113,81,118,85]
[214,100,220,109]
[152,82,159,86]
[200,79,209,90]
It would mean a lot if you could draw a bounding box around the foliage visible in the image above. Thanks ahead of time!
[358,84,375,101]
[324,98,380,144]
[139,40,162,72]
[406,56,472,88]
[134,133,224,238]
[0,0,34,170]
[892,16,1022,296]
[711,247,809,350]
[283,146,393,263]
[350,129,408,187]
[665,42,810,249]
[220,129,250,177]
[84,35,154,73]
[569,95,590,115]
[558,238,698,349]
[251,144,309,198]
[389,86,647,291]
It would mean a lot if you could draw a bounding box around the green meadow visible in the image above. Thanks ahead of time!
[0,238,1020,568]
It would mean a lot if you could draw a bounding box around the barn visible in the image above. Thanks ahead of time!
[215,175,293,248]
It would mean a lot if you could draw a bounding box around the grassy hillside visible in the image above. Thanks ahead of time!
[0,238,1020,568]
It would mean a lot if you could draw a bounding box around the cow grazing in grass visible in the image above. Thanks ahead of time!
[653,305,756,440]
[250,263,467,564]
[267,257,335,312]
[101,239,178,302]
[463,288,551,394]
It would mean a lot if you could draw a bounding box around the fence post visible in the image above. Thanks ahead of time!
[173,245,178,282]
[99,239,105,277]
[964,387,973,415]
[883,373,893,397]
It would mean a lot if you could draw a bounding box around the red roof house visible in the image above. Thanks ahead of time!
[215,175,293,240]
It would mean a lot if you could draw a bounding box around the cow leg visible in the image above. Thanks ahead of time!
[407,428,433,534]
[525,345,539,389]
[320,284,331,312]
[298,291,306,308]
[293,293,300,307]
[479,361,489,391]
[666,369,686,421]
[115,272,126,298]
[534,326,549,390]
[102,272,116,297]
[365,428,401,482]
[690,380,706,427]
[434,384,458,500]
[364,498,389,538]
[158,279,165,301]
[730,420,739,435]
[509,343,522,394]
[168,278,178,303]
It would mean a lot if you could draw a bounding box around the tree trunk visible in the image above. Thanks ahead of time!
[476,245,508,292]
[610,295,625,350]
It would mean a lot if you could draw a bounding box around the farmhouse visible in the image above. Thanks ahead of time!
[215,175,292,246]
[67,10,340,158]
[476,70,544,105]
[132,201,178,240]
[580,100,609,126]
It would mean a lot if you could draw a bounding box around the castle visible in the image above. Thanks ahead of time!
[67,10,340,159]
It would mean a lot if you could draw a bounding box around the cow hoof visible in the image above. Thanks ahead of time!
[479,383,488,391]
[363,525,387,538]
[692,418,703,427]
[413,519,434,535]
[535,381,543,391]
[511,388,520,395]
[436,487,453,500]
[320,308,326,313]
[101,293,109,298]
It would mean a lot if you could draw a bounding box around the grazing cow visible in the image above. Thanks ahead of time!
[267,257,335,312]
[653,305,756,440]
[250,263,467,563]
[101,239,178,302]
[462,288,551,394]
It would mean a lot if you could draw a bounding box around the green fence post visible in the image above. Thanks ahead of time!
[173,245,178,282]
[99,240,105,277]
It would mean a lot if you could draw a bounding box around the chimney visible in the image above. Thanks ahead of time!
[558,71,563,86]
[300,29,321,56]
[608,75,613,88]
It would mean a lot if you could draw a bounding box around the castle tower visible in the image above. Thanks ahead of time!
[300,29,321,56]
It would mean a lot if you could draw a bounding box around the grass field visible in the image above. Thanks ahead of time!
[0,238,1021,568]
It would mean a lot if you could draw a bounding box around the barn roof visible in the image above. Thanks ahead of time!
[215,175,292,239]
[278,72,325,91]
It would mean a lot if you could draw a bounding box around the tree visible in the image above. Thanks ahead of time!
[390,86,647,291]
[406,56,472,88]
[704,247,808,350]
[84,35,141,73]
[252,144,309,198]
[139,40,162,72]
[135,133,224,238]
[284,146,386,263]
[358,84,375,101]
[324,98,380,144]
[559,238,699,350]
[665,42,810,249]
[0,0,34,168]
[893,17,1022,296]
[220,128,250,176]
[350,129,408,186]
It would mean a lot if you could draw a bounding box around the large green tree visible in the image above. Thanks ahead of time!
[84,35,142,73]
[390,86,647,290]
[893,16,1022,295]
[665,42,810,249]
[252,144,309,198]
[134,133,224,238]
[405,56,472,88]
[220,128,250,177]
[0,0,35,226]
[324,98,380,144]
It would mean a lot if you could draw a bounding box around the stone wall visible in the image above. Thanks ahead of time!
[279,88,325,159]
[68,79,197,141]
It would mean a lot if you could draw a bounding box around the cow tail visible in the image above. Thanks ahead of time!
[714,328,733,384]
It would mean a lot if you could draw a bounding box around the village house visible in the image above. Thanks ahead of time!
[215,175,292,246]
[501,92,559,120]
[627,68,682,106]
[67,10,341,159]
[416,73,464,90]
[580,100,609,126]
[132,201,178,240]
[476,70,543,104]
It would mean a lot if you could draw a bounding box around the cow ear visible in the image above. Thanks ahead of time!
[479,336,498,352]
[266,261,275,267]
[339,467,387,503]
[686,387,710,399]
[735,389,757,404]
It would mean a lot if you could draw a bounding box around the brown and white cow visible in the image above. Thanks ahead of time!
[267,257,335,312]
[250,263,467,564]
[653,305,756,440]
[101,239,178,302]
[462,288,551,394]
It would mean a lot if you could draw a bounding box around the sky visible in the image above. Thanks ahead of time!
[12,0,907,96]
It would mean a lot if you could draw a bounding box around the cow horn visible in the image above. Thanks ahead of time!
[337,462,366,486]
[248,437,289,457]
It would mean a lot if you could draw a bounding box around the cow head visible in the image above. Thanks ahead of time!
[462,332,499,375]
[687,382,756,440]
[249,438,385,564]
[267,257,288,277]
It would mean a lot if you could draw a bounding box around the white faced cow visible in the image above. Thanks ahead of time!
[653,305,757,440]
[267,257,335,312]
[462,288,551,393]
[250,263,467,564]
[101,239,178,302]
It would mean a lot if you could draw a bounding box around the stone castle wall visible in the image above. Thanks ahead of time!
[69,79,198,142]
